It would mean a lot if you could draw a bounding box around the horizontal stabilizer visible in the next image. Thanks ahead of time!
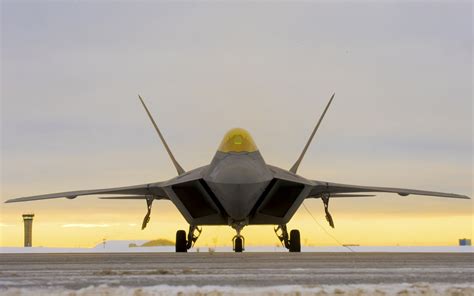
[99,196,160,200]
[330,194,376,198]
[99,196,147,200]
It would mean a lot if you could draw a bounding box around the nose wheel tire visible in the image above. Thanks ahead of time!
[289,229,301,252]
[234,237,244,252]
[175,230,187,252]
[231,222,246,252]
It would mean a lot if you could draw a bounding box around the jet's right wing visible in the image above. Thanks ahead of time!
[5,182,170,230]
[4,182,168,203]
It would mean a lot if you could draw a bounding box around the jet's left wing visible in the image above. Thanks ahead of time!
[307,180,469,228]
[309,181,470,199]
[4,182,168,203]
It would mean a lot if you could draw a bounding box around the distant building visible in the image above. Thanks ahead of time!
[459,238,471,246]
[22,214,34,247]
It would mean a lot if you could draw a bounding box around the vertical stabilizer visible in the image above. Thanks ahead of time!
[289,93,335,174]
[138,95,185,175]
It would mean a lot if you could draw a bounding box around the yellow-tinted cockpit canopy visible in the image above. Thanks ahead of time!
[218,128,258,153]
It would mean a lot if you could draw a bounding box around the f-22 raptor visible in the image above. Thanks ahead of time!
[6,94,470,252]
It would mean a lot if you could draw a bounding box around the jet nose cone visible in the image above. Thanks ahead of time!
[205,150,273,221]
[208,156,271,185]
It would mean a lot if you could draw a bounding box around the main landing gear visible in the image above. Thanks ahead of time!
[175,225,202,252]
[274,224,301,252]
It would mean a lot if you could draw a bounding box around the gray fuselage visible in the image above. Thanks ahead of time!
[162,150,314,226]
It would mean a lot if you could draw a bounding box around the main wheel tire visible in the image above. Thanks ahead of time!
[234,237,243,253]
[289,229,301,252]
[175,230,187,252]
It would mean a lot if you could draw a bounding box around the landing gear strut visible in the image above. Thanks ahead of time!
[274,224,301,252]
[187,225,202,249]
[141,196,154,230]
[322,192,335,228]
[175,225,202,252]
[232,222,245,252]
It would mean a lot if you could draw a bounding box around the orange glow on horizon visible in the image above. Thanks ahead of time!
[1,208,471,248]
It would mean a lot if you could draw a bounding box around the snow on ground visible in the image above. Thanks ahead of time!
[1,283,473,296]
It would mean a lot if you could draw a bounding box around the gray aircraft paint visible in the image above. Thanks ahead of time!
[205,151,272,222]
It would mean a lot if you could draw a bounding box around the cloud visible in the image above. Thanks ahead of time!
[0,223,14,227]
[62,224,111,228]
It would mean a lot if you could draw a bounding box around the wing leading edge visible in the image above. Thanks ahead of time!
[309,181,470,199]
[4,182,168,203]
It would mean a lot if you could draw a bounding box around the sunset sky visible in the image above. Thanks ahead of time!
[1,1,472,248]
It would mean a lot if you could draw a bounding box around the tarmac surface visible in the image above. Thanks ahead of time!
[0,252,473,290]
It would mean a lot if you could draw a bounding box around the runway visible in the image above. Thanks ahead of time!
[1,253,473,295]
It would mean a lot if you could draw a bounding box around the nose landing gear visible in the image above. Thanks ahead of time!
[232,222,246,252]
[175,225,202,252]
[274,224,301,252]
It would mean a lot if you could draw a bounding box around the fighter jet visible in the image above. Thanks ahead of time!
[5,94,470,252]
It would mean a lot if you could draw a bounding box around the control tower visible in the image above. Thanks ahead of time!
[22,214,34,247]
